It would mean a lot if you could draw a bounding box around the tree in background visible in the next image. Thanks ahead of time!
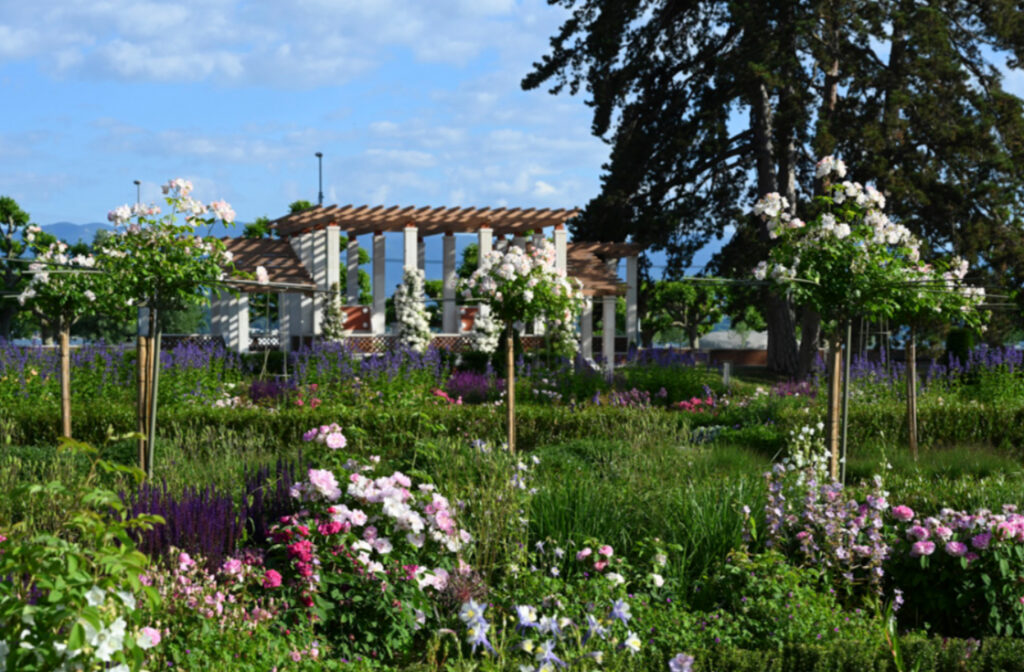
[645,280,725,349]
[524,0,1024,374]
[0,196,58,340]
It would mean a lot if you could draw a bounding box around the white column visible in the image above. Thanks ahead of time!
[372,231,386,334]
[580,297,593,360]
[513,234,526,250]
[278,294,292,353]
[626,254,638,347]
[476,225,493,324]
[222,294,250,353]
[442,231,457,333]
[531,231,546,335]
[346,232,360,304]
[288,233,314,345]
[418,236,426,271]
[554,223,567,275]
[602,294,616,372]
[403,225,418,272]
[477,225,492,258]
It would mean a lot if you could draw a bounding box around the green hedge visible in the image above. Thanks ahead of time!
[681,636,1022,672]
[0,403,692,458]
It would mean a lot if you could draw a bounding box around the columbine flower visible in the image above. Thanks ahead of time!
[669,653,695,672]
[516,605,538,631]
[620,630,642,655]
[535,640,567,668]
[610,598,632,625]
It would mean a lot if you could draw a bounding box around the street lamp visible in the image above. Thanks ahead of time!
[315,152,323,207]
[134,179,141,205]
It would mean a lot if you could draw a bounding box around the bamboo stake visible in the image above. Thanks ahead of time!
[507,328,515,453]
[147,307,161,479]
[827,339,843,481]
[59,323,71,438]
[137,334,149,471]
[907,326,918,459]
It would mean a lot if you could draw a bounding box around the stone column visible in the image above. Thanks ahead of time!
[372,230,386,334]
[553,223,567,275]
[418,236,426,271]
[403,225,418,272]
[442,231,457,333]
[602,294,617,373]
[625,254,638,347]
[346,231,360,304]
[531,231,546,335]
[580,297,593,360]
[478,225,493,258]
[212,292,250,353]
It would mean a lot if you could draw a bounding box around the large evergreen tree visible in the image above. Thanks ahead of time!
[524,0,1024,373]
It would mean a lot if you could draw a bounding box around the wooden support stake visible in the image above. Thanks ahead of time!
[827,340,843,481]
[907,327,918,460]
[137,335,150,472]
[507,329,515,453]
[59,324,71,438]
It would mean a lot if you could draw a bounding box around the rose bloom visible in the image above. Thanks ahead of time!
[910,541,935,557]
[945,541,968,557]
[891,505,915,522]
[598,545,614,557]
[263,569,282,588]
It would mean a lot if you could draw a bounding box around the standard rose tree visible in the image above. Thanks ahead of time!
[100,178,237,476]
[754,157,987,476]
[460,238,584,451]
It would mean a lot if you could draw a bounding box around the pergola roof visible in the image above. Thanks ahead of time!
[222,237,316,293]
[568,241,643,259]
[270,204,579,238]
[567,243,626,297]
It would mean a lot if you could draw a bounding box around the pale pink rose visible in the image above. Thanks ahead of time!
[598,545,614,557]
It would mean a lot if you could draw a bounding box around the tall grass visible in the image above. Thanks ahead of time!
[527,438,769,585]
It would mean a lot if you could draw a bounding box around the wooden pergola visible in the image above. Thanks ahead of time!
[211,203,641,365]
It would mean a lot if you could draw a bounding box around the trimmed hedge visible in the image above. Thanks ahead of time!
[0,402,693,458]
[680,636,1020,672]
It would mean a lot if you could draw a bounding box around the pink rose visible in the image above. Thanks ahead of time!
[576,547,592,561]
[891,505,914,522]
[598,545,614,557]
[263,569,282,589]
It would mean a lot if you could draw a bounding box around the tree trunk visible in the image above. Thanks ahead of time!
[59,322,71,438]
[797,308,822,380]
[752,80,799,376]
[826,339,843,481]
[906,327,918,459]
[506,328,515,454]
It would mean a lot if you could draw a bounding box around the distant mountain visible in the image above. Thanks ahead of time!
[40,222,108,245]
[39,220,243,246]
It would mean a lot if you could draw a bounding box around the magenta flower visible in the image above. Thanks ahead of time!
[907,525,930,541]
[971,532,992,550]
[892,505,915,522]
[263,569,282,588]
[910,541,935,557]
[945,541,968,557]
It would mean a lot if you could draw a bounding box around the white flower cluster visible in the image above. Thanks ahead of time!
[394,267,433,353]
[461,238,583,356]
[815,155,847,179]
[17,242,100,309]
[470,307,502,354]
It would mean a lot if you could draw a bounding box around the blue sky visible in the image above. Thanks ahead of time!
[0,1,606,227]
[5,2,1024,286]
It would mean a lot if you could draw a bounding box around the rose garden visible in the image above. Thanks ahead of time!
[4,164,1024,672]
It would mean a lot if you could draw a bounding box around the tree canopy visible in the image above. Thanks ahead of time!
[524,0,1024,372]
